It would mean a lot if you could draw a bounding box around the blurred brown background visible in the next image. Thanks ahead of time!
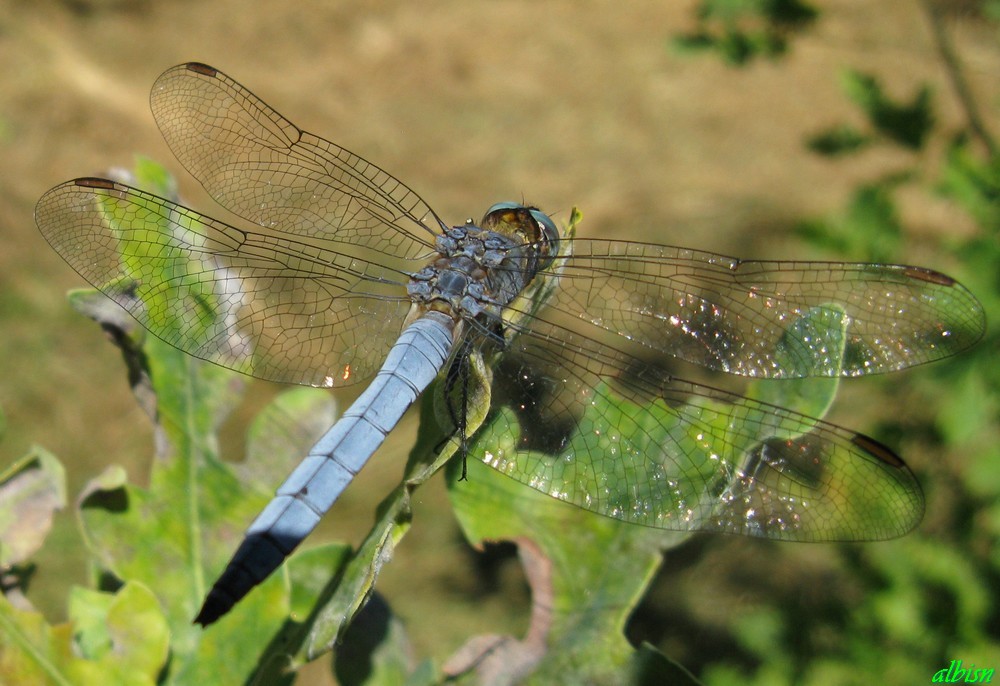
[1,1,997,684]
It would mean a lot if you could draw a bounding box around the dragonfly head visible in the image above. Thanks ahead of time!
[482,202,560,272]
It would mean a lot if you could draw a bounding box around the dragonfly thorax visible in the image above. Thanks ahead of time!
[407,225,530,321]
[406,205,558,329]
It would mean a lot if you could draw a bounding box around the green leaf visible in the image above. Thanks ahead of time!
[72,332,355,682]
[247,545,356,685]
[748,303,846,417]
[805,124,871,157]
[935,363,998,450]
[68,582,170,677]
[445,446,697,685]
[670,31,717,56]
[718,30,757,66]
[795,181,904,262]
[939,136,1000,232]
[760,0,818,26]
[670,0,817,66]
[838,69,934,151]
[50,158,355,682]
[129,154,179,202]
[239,387,338,489]
[333,594,420,686]
[438,308,849,682]
[114,354,356,678]
[0,582,169,686]
[0,448,67,570]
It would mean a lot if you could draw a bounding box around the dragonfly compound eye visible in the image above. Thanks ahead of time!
[529,208,559,269]
[482,202,560,270]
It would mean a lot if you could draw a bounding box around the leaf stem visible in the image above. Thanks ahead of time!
[919,0,997,155]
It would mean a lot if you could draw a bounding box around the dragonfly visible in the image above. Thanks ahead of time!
[35,63,984,627]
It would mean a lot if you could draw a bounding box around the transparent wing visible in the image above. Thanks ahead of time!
[150,62,442,257]
[537,239,984,378]
[482,317,923,541]
[35,178,415,387]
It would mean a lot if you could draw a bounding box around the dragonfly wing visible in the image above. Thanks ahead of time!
[542,239,984,378]
[480,316,923,541]
[35,178,413,387]
[150,63,441,258]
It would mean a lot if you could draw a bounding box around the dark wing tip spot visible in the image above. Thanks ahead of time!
[185,62,218,77]
[74,177,116,190]
[903,266,955,287]
[852,433,905,468]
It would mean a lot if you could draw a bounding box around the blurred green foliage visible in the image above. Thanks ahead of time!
[671,2,1000,684]
[672,0,818,66]
[806,70,934,155]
